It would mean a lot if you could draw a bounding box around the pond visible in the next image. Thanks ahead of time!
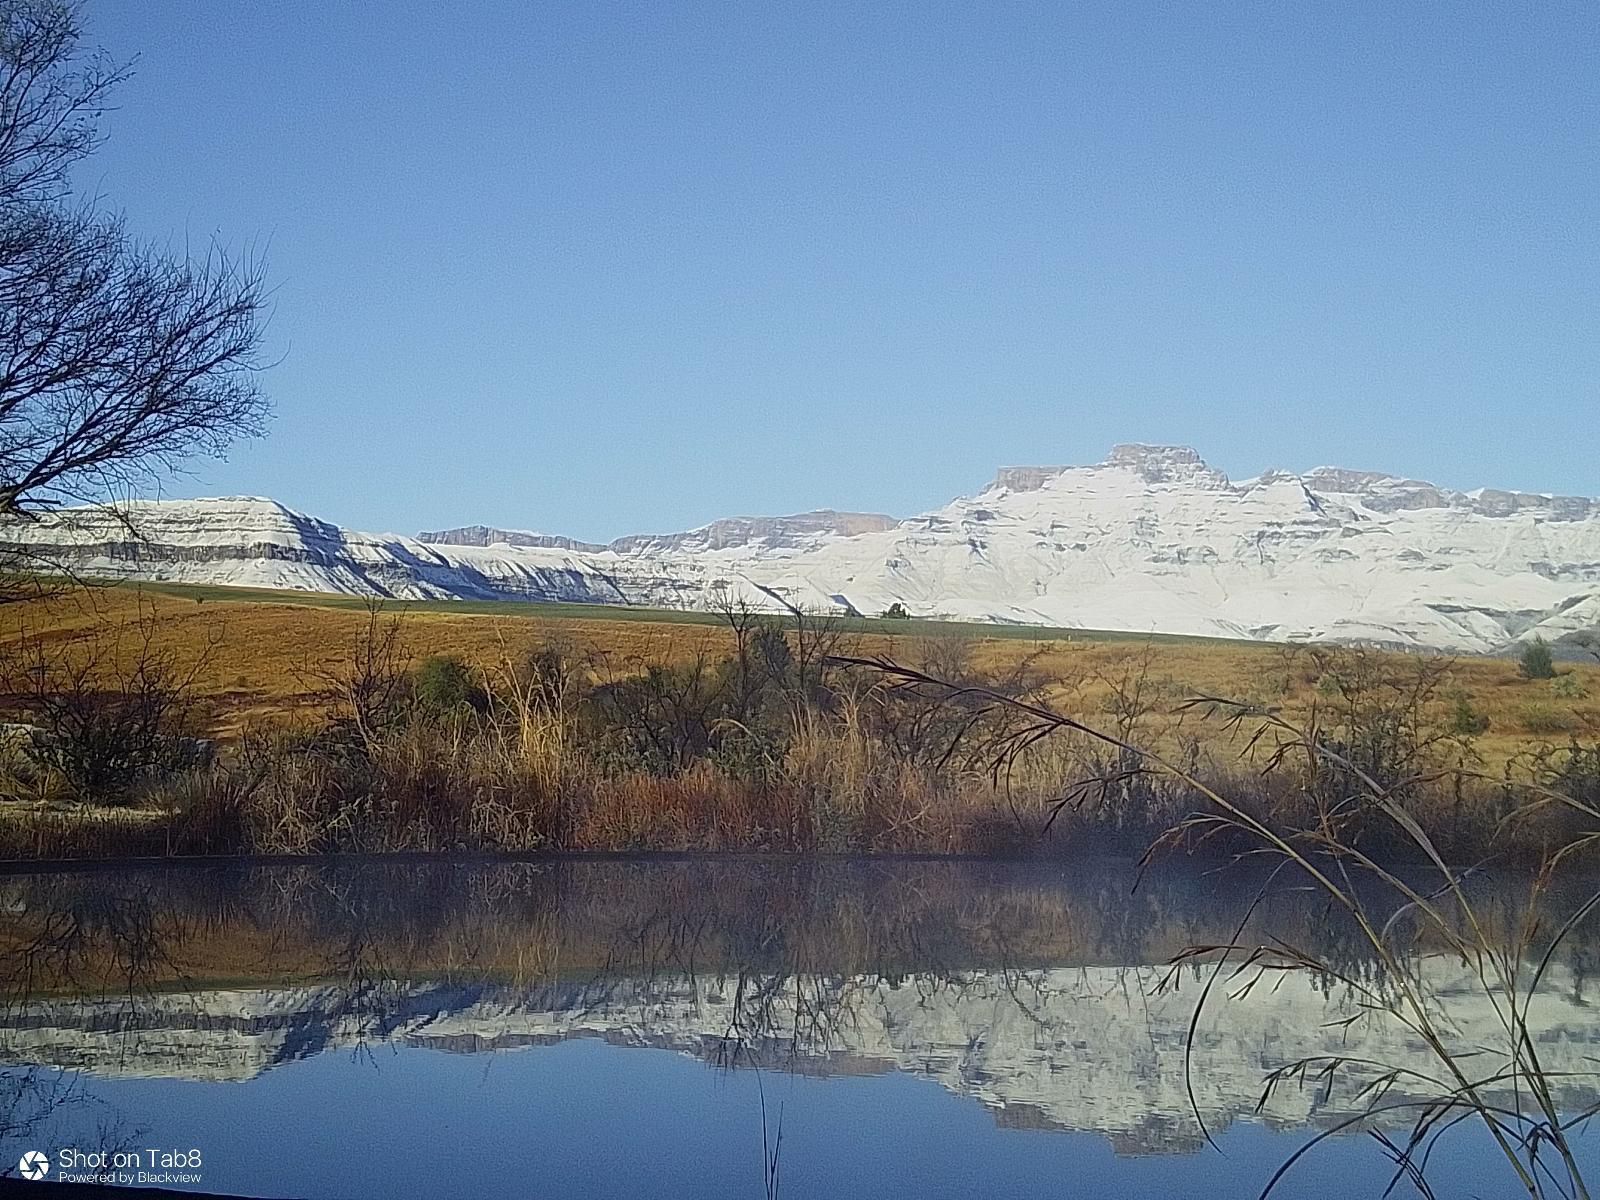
[0,856,1597,1198]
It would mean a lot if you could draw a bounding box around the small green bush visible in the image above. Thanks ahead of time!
[881,602,910,620]
[1447,696,1490,736]
[1551,673,1588,700]
[413,656,486,716]
[1519,637,1557,680]
[1520,703,1578,736]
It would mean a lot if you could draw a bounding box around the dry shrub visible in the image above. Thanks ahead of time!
[575,764,803,852]
[0,806,168,859]
[164,720,574,856]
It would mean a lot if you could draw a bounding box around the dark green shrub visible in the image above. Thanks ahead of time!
[26,689,203,805]
[1303,647,1452,807]
[1447,695,1490,736]
[1520,637,1557,680]
[1549,741,1600,807]
[413,656,486,716]
[587,660,728,773]
[709,725,789,784]
[9,622,206,805]
[752,624,795,689]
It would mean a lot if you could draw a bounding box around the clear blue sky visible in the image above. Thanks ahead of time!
[78,1,1597,540]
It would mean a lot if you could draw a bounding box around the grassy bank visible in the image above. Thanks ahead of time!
[3,583,1593,760]
[0,583,1594,862]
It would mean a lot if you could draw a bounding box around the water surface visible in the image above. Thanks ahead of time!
[0,856,1597,1197]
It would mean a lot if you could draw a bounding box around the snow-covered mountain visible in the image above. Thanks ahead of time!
[4,443,1598,653]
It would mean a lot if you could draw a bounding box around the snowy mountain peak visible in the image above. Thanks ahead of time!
[1297,467,1598,521]
[1101,443,1227,486]
[991,445,1227,494]
[988,465,1071,494]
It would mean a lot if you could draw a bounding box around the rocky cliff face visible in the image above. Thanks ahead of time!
[3,447,1597,653]
[413,525,606,552]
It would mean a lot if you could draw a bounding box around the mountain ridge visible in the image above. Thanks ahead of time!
[3,444,1597,654]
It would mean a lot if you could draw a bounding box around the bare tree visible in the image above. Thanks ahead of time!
[854,633,1052,771]
[750,583,852,701]
[0,1,268,522]
[590,652,728,772]
[301,598,412,751]
[710,582,769,721]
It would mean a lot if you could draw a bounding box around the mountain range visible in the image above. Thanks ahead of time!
[4,443,1598,653]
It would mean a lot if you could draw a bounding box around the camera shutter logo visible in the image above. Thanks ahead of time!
[18,1151,49,1181]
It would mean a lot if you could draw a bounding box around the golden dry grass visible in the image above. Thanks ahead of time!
[1,583,1596,769]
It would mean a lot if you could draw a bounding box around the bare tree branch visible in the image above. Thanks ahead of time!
[0,1,268,536]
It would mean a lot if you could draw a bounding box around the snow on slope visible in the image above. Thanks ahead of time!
[4,445,1598,653]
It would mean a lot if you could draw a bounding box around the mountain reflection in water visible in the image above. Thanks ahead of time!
[2,857,1600,1195]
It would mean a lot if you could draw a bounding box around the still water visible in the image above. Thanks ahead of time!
[0,856,1597,1198]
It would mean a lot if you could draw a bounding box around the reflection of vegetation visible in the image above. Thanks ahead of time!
[3,859,1596,998]
[0,1067,143,1178]
[851,655,1600,1196]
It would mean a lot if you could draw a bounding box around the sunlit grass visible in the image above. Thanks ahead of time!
[2,582,1591,769]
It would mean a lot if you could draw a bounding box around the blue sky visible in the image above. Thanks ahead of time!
[78,1,1597,540]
